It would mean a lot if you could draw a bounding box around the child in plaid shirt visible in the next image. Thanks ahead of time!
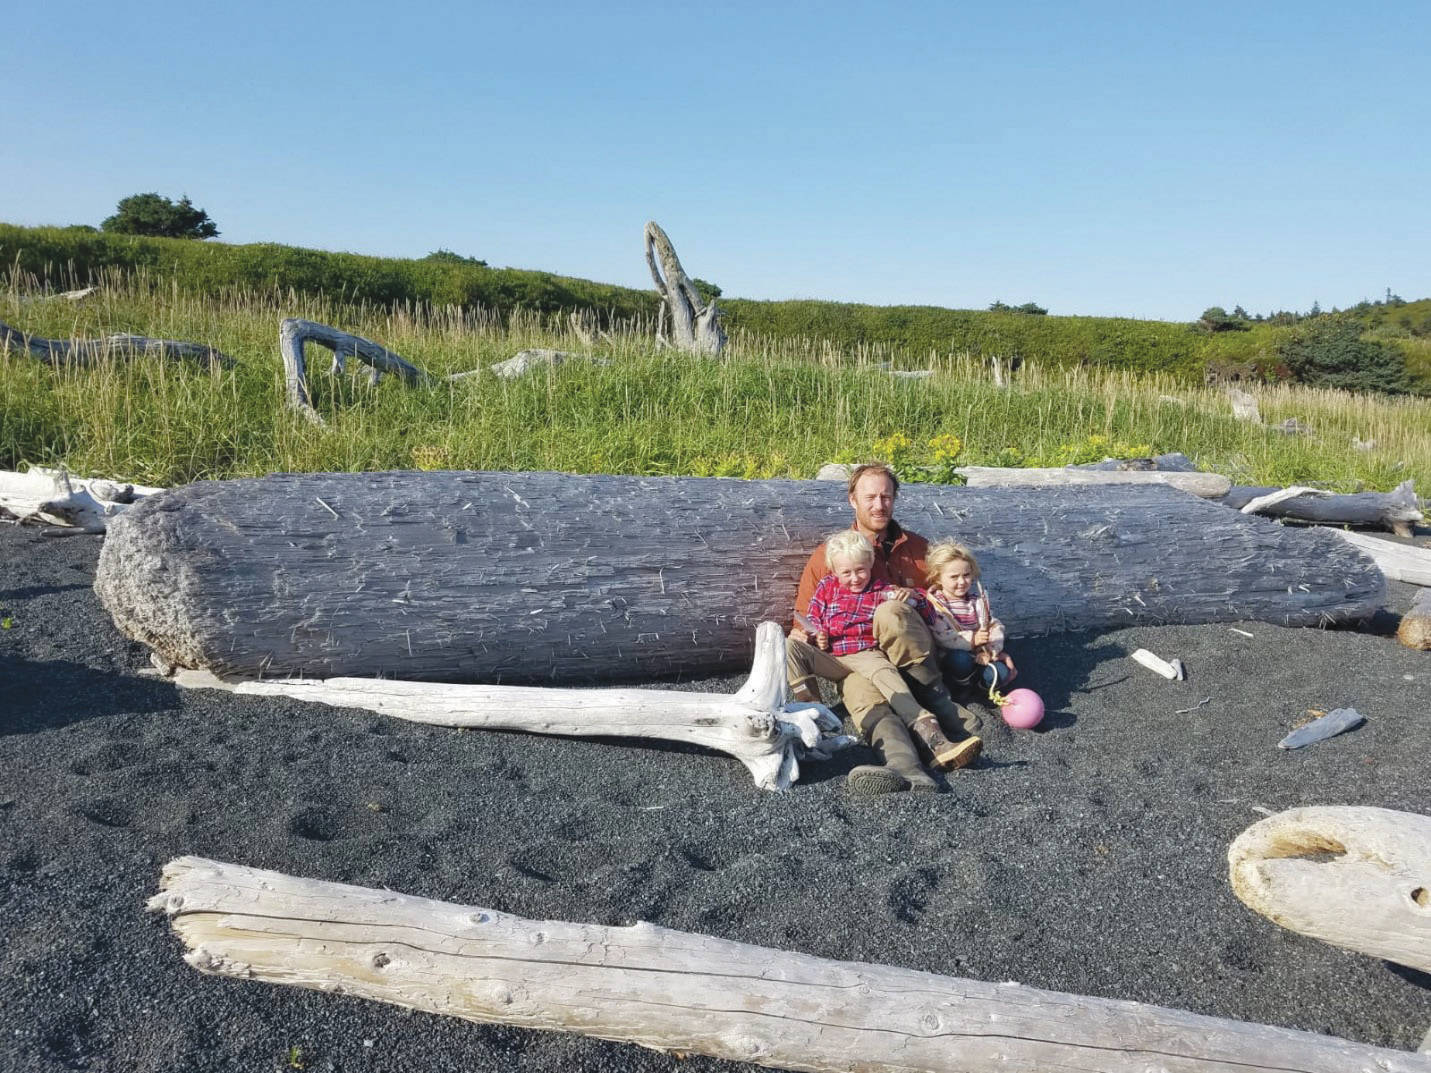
[807,530,981,770]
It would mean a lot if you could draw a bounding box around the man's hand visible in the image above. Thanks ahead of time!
[790,627,810,644]
[815,630,830,651]
[884,586,915,603]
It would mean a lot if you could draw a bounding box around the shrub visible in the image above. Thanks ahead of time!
[1278,319,1411,394]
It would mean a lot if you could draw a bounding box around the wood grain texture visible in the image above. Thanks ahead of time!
[955,466,1232,498]
[150,856,1431,1073]
[1229,806,1431,973]
[94,472,1386,683]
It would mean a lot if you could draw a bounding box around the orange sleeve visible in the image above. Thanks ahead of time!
[792,544,829,624]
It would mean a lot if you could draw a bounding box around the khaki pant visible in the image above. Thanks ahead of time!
[788,600,966,736]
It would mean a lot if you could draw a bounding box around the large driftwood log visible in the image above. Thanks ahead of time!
[954,466,1232,498]
[1229,806,1431,974]
[280,318,432,425]
[94,473,1384,684]
[149,856,1431,1073]
[1226,480,1423,537]
[1398,588,1431,650]
[0,318,232,366]
[644,221,725,356]
[175,622,853,791]
[0,467,162,532]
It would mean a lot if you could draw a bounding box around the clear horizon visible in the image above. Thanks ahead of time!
[5,1,1427,322]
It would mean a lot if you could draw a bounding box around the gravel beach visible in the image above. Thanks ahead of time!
[1,520,1428,1072]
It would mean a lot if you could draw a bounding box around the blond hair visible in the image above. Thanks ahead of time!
[825,529,875,568]
[925,539,980,584]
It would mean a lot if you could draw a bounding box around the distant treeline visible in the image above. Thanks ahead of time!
[3,223,1426,391]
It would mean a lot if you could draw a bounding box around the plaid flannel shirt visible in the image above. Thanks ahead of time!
[806,574,897,656]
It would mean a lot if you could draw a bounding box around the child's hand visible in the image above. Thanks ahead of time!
[974,650,992,666]
[815,630,830,651]
[884,587,913,603]
[973,626,991,647]
[1000,653,1017,680]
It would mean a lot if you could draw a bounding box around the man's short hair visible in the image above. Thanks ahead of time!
[825,529,875,566]
[846,462,900,498]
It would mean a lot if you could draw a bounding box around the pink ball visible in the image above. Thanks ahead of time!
[999,688,1045,729]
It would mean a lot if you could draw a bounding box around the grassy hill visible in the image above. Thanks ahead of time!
[3,222,1426,391]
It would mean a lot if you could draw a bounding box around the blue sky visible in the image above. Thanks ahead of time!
[5,1,1427,320]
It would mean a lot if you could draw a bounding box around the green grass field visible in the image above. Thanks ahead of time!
[3,270,1428,495]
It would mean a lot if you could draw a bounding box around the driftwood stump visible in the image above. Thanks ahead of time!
[150,856,1431,1073]
[644,221,725,355]
[94,473,1385,684]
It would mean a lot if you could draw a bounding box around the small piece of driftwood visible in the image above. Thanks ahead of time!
[149,856,1431,1073]
[174,622,853,792]
[0,467,163,532]
[1227,387,1262,423]
[0,318,232,367]
[1323,528,1431,586]
[1227,480,1422,538]
[1398,588,1431,650]
[1278,708,1365,749]
[954,466,1231,499]
[1229,806,1431,974]
[279,318,432,425]
[644,221,725,356]
[1131,648,1184,680]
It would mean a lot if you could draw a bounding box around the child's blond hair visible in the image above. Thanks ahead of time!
[925,540,980,584]
[825,529,875,567]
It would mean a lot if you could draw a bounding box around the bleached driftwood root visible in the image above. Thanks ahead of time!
[644,221,725,356]
[149,856,1431,1073]
[1398,588,1431,650]
[954,466,1232,499]
[1323,528,1431,586]
[279,318,432,425]
[1230,480,1423,538]
[178,622,852,791]
[1229,806,1431,974]
[0,467,163,533]
[0,319,232,367]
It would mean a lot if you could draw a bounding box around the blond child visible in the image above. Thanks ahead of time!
[805,530,981,770]
[922,541,1017,697]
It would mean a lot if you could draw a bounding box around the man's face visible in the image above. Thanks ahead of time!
[849,472,896,535]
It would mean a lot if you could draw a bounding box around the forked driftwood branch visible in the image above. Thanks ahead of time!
[175,622,853,791]
[279,318,432,425]
[644,221,725,356]
[149,856,1431,1073]
[0,318,232,367]
[1229,806,1431,974]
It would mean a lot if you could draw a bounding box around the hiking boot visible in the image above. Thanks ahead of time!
[846,765,910,796]
[867,712,938,793]
[912,713,982,771]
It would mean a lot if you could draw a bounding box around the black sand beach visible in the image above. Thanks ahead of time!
[1,521,1428,1072]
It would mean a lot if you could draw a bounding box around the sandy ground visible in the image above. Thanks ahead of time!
[1,520,1428,1072]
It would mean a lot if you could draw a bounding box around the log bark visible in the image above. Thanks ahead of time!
[0,318,232,367]
[644,221,725,356]
[1225,480,1422,537]
[1322,528,1431,586]
[954,466,1232,498]
[1229,806,1431,974]
[279,318,431,425]
[174,622,854,791]
[149,856,1431,1073]
[94,472,1385,684]
[1398,588,1431,650]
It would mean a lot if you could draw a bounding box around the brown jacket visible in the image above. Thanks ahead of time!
[792,520,930,624]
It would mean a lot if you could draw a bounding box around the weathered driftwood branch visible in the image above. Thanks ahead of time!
[1323,528,1431,586]
[1229,806,1431,974]
[644,221,725,356]
[0,467,163,532]
[279,318,432,425]
[0,318,232,367]
[1226,480,1422,537]
[954,466,1232,499]
[176,622,852,791]
[95,473,1384,684]
[149,856,1431,1073]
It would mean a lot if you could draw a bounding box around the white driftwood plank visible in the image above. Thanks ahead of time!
[149,856,1431,1073]
[1323,528,1431,586]
[178,622,851,791]
[1229,806,1431,973]
[954,466,1232,498]
[0,467,163,531]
